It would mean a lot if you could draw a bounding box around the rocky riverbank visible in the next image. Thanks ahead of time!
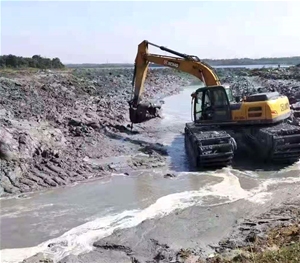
[0,67,194,197]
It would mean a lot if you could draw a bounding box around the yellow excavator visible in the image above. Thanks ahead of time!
[129,40,300,168]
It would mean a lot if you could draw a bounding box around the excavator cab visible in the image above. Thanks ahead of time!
[192,85,232,123]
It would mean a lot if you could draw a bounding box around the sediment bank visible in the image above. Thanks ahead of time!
[1,66,300,197]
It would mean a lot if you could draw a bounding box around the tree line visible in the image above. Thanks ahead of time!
[66,56,300,69]
[203,56,300,66]
[0,55,65,69]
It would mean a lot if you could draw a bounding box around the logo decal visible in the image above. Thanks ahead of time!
[163,60,179,68]
[280,103,289,112]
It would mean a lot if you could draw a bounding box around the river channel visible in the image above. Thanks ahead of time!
[1,85,299,263]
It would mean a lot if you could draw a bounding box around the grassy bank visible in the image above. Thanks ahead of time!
[201,223,300,263]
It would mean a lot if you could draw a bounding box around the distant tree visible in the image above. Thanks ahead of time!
[51,57,64,68]
[203,56,300,66]
[0,56,6,67]
[0,54,65,69]
[6,54,18,67]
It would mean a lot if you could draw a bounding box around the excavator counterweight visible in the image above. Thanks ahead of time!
[129,40,300,167]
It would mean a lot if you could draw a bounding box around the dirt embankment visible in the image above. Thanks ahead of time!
[1,66,300,198]
[0,67,194,197]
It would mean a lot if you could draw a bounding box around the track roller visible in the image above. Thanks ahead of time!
[184,123,235,169]
[258,123,300,164]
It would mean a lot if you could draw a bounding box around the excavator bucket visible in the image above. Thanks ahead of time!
[129,102,161,124]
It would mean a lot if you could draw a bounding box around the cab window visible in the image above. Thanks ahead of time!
[195,91,203,121]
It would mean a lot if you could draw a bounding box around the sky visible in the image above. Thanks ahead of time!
[1,0,300,64]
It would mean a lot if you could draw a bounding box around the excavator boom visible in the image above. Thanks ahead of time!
[128,40,300,168]
[129,40,221,124]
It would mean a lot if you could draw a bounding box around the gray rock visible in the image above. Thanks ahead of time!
[21,252,53,263]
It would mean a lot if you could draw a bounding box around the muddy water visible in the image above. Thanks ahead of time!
[1,86,300,263]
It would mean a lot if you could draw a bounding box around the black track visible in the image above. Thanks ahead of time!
[257,123,300,163]
[184,123,235,168]
[184,122,300,169]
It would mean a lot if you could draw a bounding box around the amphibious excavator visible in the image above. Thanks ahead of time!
[128,40,300,168]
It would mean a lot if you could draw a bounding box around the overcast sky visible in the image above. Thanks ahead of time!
[1,1,299,64]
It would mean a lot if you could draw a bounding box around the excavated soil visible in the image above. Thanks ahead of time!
[1,66,300,197]
[0,68,194,197]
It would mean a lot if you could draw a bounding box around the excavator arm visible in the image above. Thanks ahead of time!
[129,40,221,124]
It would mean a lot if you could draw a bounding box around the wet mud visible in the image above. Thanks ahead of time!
[1,66,299,197]
[22,177,297,263]
[2,65,300,263]
[52,178,300,263]
[0,68,193,196]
